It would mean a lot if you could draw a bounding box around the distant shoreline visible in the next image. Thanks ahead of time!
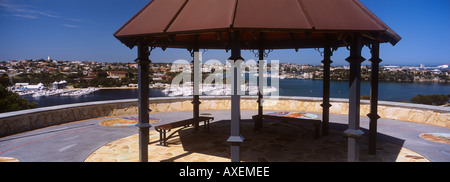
[70,86,167,90]
[96,87,138,90]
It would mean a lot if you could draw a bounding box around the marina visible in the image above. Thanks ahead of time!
[12,79,449,108]
[163,84,278,97]
[12,87,99,97]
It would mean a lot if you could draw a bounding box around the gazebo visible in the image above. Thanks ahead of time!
[114,0,401,162]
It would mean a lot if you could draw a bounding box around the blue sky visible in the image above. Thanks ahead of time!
[0,0,449,66]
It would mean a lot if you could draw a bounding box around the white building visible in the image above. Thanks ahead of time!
[52,80,67,89]
[14,83,44,90]
[437,64,449,69]
[383,65,400,71]
[27,83,45,90]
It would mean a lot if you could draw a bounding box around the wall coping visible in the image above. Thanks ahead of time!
[0,99,138,119]
[1,96,448,119]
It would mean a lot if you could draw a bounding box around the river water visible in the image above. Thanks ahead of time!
[21,79,449,108]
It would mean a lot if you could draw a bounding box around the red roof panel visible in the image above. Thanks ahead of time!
[114,0,187,37]
[300,0,384,31]
[234,0,312,30]
[167,0,236,33]
[114,0,401,48]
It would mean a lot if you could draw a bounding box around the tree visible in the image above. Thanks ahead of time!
[97,71,108,79]
[0,86,37,113]
[410,94,449,106]
[0,73,10,87]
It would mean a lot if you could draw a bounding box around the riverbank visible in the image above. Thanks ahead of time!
[70,85,167,90]
[95,87,138,90]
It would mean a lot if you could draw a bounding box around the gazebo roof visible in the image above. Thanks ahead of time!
[114,0,401,49]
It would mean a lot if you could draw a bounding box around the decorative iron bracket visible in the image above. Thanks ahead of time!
[315,47,336,57]
[250,49,273,59]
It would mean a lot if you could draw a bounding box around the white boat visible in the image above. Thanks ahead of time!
[32,92,44,97]
[163,83,278,97]
[60,88,99,96]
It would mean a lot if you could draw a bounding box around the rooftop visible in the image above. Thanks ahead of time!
[114,0,400,49]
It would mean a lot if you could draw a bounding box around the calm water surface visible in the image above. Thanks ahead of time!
[23,79,449,108]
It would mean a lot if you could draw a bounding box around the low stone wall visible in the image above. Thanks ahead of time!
[0,99,140,137]
[0,96,448,137]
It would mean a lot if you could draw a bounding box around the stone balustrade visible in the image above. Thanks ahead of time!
[0,96,448,137]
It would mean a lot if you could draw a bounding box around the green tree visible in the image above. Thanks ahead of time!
[411,94,449,106]
[360,95,370,100]
[0,73,10,87]
[0,86,37,113]
[97,71,108,79]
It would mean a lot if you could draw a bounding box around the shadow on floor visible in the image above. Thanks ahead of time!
[159,119,406,162]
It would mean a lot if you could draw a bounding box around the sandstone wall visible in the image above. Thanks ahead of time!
[0,97,448,137]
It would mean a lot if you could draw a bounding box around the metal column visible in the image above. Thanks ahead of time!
[368,42,382,155]
[136,44,151,162]
[192,47,201,130]
[227,31,244,162]
[344,34,365,162]
[321,44,332,136]
[255,47,264,130]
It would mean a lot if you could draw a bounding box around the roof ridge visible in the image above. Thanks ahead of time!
[296,0,315,29]
[230,0,239,30]
[163,0,189,33]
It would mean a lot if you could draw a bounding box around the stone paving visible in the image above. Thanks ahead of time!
[85,119,429,162]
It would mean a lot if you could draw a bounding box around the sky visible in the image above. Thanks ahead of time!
[0,0,449,66]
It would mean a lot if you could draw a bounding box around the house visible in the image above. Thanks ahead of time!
[81,76,95,80]
[88,72,98,77]
[107,71,128,79]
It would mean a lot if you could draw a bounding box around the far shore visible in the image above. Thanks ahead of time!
[96,87,138,90]
[69,86,167,90]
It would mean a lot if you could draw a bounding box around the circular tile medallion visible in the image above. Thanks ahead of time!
[419,133,450,145]
[100,117,160,126]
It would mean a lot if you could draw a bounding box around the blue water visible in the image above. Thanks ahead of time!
[22,79,449,108]
[23,89,167,108]
[278,79,449,102]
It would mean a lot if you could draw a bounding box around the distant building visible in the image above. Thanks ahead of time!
[107,71,128,79]
[14,83,29,89]
[437,64,449,69]
[88,72,98,77]
[27,83,45,90]
[383,65,400,71]
[81,76,95,81]
[14,83,44,90]
[52,80,67,89]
